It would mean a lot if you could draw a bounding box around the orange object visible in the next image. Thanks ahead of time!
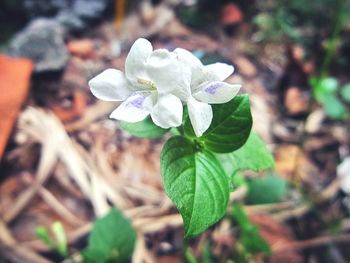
[115,0,125,30]
[0,55,33,159]
[67,39,94,58]
[221,3,243,25]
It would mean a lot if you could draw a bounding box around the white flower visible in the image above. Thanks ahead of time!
[174,48,241,137]
[89,38,191,129]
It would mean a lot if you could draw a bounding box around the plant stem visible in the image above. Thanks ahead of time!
[184,245,199,263]
[319,0,348,77]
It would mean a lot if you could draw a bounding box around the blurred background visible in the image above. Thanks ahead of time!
[1,0,350,262]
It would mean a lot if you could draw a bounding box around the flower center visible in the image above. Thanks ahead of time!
[137,78,156,91]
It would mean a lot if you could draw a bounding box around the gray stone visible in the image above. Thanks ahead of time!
[8,18,69,72]
[56,9,86,32]
[72,0,110,21]
[23,0,69,17]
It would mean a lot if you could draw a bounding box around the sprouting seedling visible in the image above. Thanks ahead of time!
[36,221,68,258]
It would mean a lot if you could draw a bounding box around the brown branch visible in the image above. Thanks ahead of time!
[274,233,350,252]
[0,220,52,263]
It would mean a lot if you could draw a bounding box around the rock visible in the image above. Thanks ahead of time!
[18,0,112,33]
[55,9,86,32]
[8,18,69,72]
[72,0,110,21]
[23,0,68,17]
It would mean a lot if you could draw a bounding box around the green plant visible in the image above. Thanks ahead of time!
[36,222,69,258]
[254,0,350,52]
[89,38,276,237]
[82,208,136,263]
[310,76,350,120]
[232,204,271,261]
[37,209,136,263]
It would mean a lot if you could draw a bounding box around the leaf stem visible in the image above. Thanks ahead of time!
[319,0,348,77]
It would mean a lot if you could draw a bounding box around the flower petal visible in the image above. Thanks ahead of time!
[187,97,213,137]
[204,63,234,81]
[146,49,191,100]
[125,38,153,86]
[174,48,204,89]
[110,93,153,122]
[89,69,131,101]
[151,94,183,128]
[193,81,241,104]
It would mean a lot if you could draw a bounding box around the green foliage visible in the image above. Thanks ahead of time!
[185,95,253,153]
[82,208,136,263]
[310,76,349,120]
[161,136,229,237]
[216,132,275,177]
[232,204,271,259]
[35,222,68,257]
[323,95,347,120]
[120,116,168,139]
[341,84,350,103]
[254,0,346,47]
[245,174,287,205]
[254,9,301,43]
[159,95,276,236]
[311,77,338,103]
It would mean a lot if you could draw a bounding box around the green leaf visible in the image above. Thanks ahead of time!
[52,222,68,257]
[323,94,347,120]
[216,132,275,177]
[232,204,270,256]
[83,208,136,263]
[35,226,53,248]
[341,83,350,103]
[246,174,287,204]
[232,204,253,232]
[161,136,229,237]
[311,77,338,103]
[185,95,252,153]
[120,116,168,139]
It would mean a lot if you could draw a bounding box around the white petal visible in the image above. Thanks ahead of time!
[174,48,203,71]
[151,94,183,128]
[204,63,234,81]
[174,48,205,89]
[187,97,213,137]
[89,69,131,101]
[146,49,191,100]
[125,38,153,85]
[193,81,241,104]
[110,93,153,122]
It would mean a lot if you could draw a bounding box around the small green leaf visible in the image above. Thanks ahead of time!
[311,77,338,103]
[232,204,270,256]
[216,132,274,177]
[232,204,253,232]
[120,116,168,139]
[51,222,68,257]
[186,95,252,153]
[83,208,136,263]
[341,83,350,103]
[161,136,229,237]
[323,94,347,120]
[246,174,287,204]
[35,226,53,248]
